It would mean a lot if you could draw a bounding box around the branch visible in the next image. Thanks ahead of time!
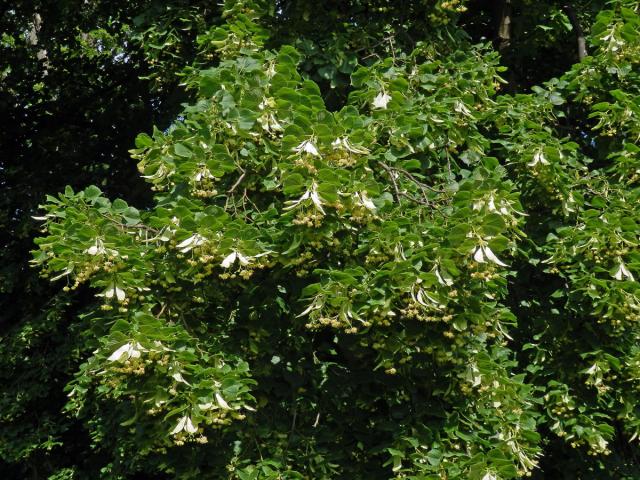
[390,164,445,194]
[562,3,588,61]
[227,171,246,193]
[377,161,401,204]
[377,161,433,206]
[98,212,159,235]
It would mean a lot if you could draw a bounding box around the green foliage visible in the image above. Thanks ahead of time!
[4,0,640,478]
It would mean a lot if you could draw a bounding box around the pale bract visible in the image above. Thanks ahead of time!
[158,226,176,242]
[527,150,550,167]
[85,238,119,256]
[488,195,497,213]
[331,137,370,155]
[613,261,635,281]
[220,250,251,268]
[193,166,214,182]
[108,341,147,362]
[283,182,326,214]
[31,213,54,221]
[85,243,105,256]
[454,100,472,117]
[473,245,509,267]
[353,191,376,211]
[297,295,324,318]
[258,112,283,133]
[372,91,392,110]
[465,362,483,387]
[434,266,454,286]
[216,392,231,410]
[221,250,271,269]
[394,243,407,261]
[292,139,320,156]
[601,27,625,52]
[86,239,104,256]
[411,284,442,309]
[101,284,126,302]
[50,266,73,281]
[172,372,192,386]
[177,233,207,253]
[142,163,172,181]
[170,415,198,435]
[473,194,512,217]
[585,363,600,375]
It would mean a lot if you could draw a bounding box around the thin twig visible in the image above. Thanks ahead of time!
[387,35,397,64]
[227,171,246,193]
[253,431,264,461]
[242,188,261,213]
[355,36,388,54]
[378,161,446,207]
[398,191,431,206]
[377,161,401,203]
[391,164,446,193]
[98,212,159,234]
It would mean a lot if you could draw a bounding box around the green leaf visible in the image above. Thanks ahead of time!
[174,143,192,158]
[135,133,154,148]
[84,185,102,201]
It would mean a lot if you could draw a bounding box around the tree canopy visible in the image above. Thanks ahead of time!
[2,1,640,479]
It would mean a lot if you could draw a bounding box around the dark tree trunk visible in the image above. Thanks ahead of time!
[562,3,587,61]
[497,0,513,52]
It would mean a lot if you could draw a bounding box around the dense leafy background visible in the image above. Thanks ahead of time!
[2,0,640,478]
